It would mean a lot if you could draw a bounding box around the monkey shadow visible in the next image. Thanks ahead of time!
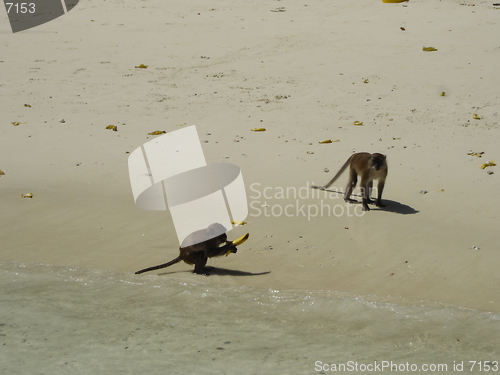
[206,267,271,277]
[320,189,418,215]
[157,268,271,277]
[379,200,418,215]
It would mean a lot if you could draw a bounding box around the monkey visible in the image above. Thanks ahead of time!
[135,223,239,275]
[312,152,388,211]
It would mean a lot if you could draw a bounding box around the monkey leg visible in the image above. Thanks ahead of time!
[193,254,209,275]
[361,199,371,211]
[375,180,386,207]
[344,173,358,204]
[360,180,371,211]
[193,244,238,275]
[366,180,376,205]
[207,242,237,258]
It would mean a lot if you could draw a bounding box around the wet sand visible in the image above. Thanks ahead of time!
[1,0,499,312]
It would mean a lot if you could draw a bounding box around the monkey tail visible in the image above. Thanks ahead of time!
[321,155,353,189]
[135,257,181,275]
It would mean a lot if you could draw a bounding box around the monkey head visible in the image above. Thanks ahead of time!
[370,153,386,171]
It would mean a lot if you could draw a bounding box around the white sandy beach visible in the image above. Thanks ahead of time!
[1,0,499,312]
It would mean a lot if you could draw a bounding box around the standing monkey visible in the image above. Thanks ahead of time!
[312,152,388,211]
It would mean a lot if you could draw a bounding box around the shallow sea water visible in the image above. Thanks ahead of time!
[1,261,499,374]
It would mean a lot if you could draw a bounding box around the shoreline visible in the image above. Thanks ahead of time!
[2,259,499,318]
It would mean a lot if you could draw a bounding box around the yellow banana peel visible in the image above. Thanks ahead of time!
[480,161,496,169]
[232,233,249,246]
[231,220,247,226]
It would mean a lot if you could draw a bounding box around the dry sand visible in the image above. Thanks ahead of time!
[1,0,499,312]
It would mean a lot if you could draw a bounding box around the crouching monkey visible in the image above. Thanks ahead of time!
[135,223,249,275]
